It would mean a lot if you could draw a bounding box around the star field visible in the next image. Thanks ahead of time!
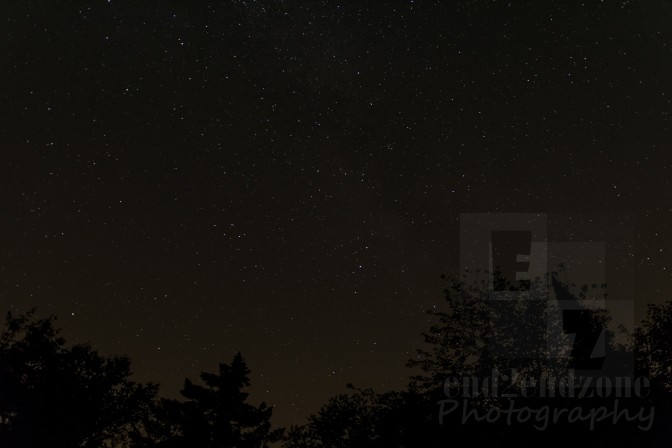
[2,0,672,427]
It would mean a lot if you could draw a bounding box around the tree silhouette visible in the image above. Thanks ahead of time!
[285,268,670,448]
[636,301,672,392]
[407,270,587,398]
[0,309,157,448]
[631,301,672,445]
[282,386,435,448]
[6,272,672,448]
[402,270,656,447]
[137,353,282,448]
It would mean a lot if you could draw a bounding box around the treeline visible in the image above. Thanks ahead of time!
[3,275,672,447]
[0,310,280,447]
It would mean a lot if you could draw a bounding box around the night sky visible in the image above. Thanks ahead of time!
[2,0,672,428]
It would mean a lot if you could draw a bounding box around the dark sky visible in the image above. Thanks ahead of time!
[2,0,672,428]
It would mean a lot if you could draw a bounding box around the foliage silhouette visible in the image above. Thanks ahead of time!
[282,385,436,448]
[6,268,672,448]
[407,269,612,397]
[134,352,282,448]
[283,269,672,448]
[0,309,157,448]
